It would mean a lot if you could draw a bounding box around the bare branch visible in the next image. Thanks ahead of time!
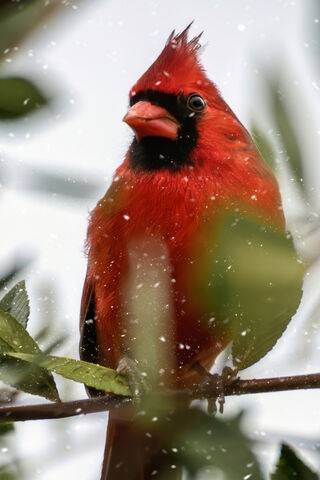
[224,372,320,395]
[1,372,320,423]
[0,396,131,422]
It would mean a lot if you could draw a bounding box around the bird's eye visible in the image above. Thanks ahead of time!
[187,93,206,112]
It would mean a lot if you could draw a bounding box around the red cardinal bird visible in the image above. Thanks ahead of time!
[80,25,284,479]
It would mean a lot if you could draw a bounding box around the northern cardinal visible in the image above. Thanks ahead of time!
[80,25,285,479]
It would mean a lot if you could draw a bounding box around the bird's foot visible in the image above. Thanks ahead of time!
[117,355,151,406]
[192,363,239,414]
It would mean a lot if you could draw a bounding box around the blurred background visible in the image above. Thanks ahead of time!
[0,0,320,478]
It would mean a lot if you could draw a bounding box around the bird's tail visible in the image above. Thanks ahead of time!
[100,408,182,480]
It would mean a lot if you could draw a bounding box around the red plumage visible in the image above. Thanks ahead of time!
[80,25,284,479]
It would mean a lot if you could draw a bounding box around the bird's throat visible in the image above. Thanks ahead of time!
[128,135,195,172]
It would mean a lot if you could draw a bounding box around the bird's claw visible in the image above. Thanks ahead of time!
[193,363,239,415]
[117,355,151,406]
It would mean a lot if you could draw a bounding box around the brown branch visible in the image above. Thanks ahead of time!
[224,372,320,395]
[0,395,131,422]
[1,372,320,423]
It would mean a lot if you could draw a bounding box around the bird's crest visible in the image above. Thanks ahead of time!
[130,24,211,98]
[165,23,203,57]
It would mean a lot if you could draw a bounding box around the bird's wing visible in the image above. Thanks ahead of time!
[79,270,99,364]
[79,272,105,397]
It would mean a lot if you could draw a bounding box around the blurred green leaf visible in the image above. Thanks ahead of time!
[0,423,14,436]
[0,281,29,328]
[11,163,102,199]
[0,254,34,291]
[0,0,65,59]
[5,352,131,397]
[251,121,277,171]
[0,311,59,401]
[0,356,58,401]
[199,213,304,370]
[43,334,68,355]
[308,0,320,74]
[0,77,47,119]
[32,280,68,355]
[0,415,17,480]
[138,408,263,480]
[0,467,17,480]
[271,444,318,479]
[270,82,306,195]
[0,387,18,406]
[126,238,174,388]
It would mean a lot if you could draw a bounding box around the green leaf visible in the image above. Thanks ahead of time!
[0,357,58,402]
[270,82,306,196]
[0,312,59,401]
[251,121,277,172]
[0,77,47,119]
[198,213,304,370]
[5,353,131,397]
[137,407,263,480]
[0,311,41,355]
[272,444,318,479]
[178,411,263,479]
[0,281,30,328]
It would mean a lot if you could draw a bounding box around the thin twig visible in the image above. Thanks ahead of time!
[0,396,131,422]
[224,372,320,395]
[0,372,320,423]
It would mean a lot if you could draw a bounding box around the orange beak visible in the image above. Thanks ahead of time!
[123,101,179,142]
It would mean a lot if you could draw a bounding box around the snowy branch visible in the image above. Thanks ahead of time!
[0,372,320,422]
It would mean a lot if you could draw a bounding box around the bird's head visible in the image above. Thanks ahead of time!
[123,24,240,172]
